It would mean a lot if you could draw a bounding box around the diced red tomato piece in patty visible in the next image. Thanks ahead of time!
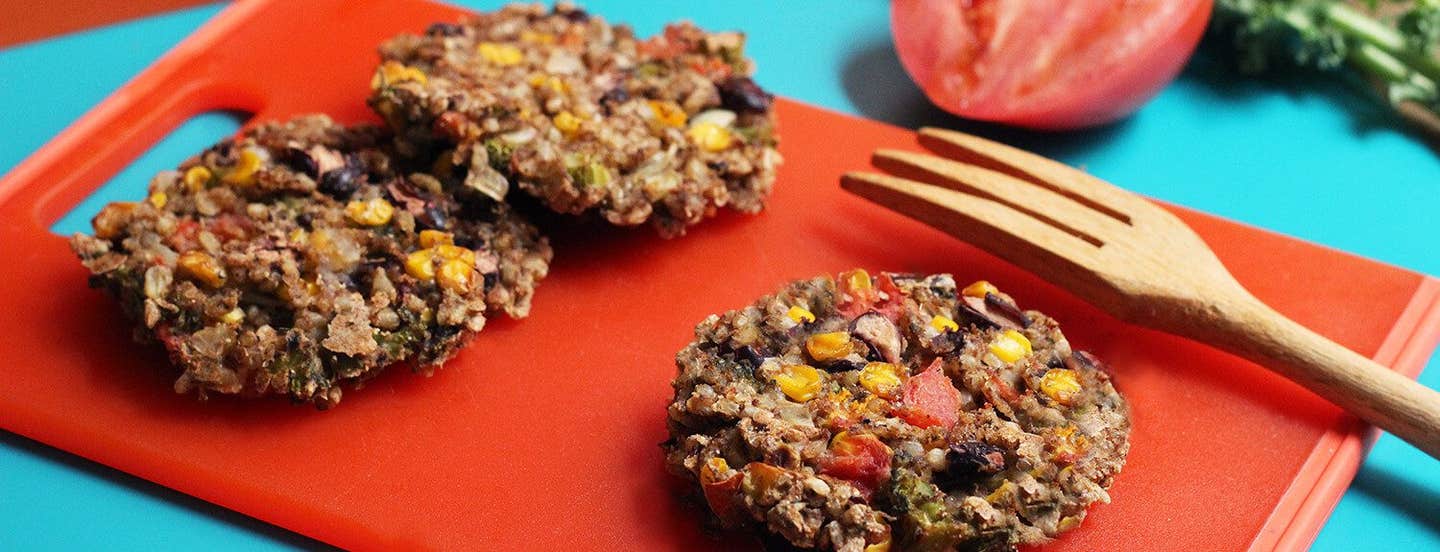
[821,432,893,495]
[898,359,962,429]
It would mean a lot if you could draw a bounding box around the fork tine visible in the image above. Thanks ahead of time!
[840,171,1100,274]
[917,127,1141,224]
[874,149,1129,246]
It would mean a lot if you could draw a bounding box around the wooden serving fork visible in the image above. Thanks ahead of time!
[841,127,1440,460]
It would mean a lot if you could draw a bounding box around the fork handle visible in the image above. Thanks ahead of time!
[1186,290,1440,460]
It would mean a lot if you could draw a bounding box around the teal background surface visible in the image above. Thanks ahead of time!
[1,1,1436,549]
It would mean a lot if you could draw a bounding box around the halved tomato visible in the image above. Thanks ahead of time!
[891,0,1212,129]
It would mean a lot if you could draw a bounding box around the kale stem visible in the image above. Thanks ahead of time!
[1325,3,1406,53]
[1325,3,1440,83]
[1349,42,1403,82]
[1214,0,1440,143]
[1347,42,1440,108]
[1276,5,1320,36]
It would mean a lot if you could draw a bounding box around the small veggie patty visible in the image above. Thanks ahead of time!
[369,2,781,237]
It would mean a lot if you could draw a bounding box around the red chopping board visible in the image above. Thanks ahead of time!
[0,0,214,48]
[1,1,1438,550]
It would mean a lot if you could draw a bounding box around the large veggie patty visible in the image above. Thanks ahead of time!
[70,115,552,408]
[664,270,1130,551]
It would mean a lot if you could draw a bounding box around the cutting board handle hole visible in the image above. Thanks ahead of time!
[48,110,249,236]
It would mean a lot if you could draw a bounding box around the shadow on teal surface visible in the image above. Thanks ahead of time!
[49,110,247,236]
[1318,351,1440,549]
[1188,32,1440,156]
[1350,463,1440,536]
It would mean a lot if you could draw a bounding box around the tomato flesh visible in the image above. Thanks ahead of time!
[892,0,1212,129]
[898,359,962,429]
[836,272,906,321]
[821,432,893,494]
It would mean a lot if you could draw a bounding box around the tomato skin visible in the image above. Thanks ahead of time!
[154,323,183,355]
[898,359,961,429]
[821,432,893,495]
[210,213,256,241]
[836,272,906,321]
[701,473,744,525]
[871,274,906,322]
[891,0,1213,129]
[836,270,879,319]
[744,461,788,498]
[167,219,201,251]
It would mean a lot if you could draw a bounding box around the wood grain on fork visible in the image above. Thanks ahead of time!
[842,126,1440,460]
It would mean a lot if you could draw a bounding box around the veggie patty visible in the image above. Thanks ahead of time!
[664,270,1130,551]
[369,2,781,237]
[70,115,552,408]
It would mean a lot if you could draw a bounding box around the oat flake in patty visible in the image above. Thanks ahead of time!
[664,270,1130,551]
